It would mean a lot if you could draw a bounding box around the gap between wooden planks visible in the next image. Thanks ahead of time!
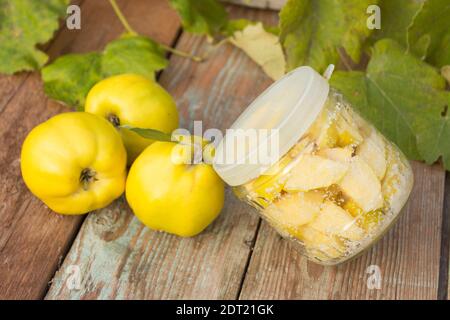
[443,173,450,300]
[0,0,180,300]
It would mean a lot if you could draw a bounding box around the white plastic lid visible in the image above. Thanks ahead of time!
[213,65,332,186]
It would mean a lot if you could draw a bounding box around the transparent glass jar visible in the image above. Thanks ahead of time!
[213,66,414,265]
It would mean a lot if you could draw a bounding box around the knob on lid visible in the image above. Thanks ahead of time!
[213,66,332,186]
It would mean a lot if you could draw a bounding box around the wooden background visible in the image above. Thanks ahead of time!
[0,0,448,300]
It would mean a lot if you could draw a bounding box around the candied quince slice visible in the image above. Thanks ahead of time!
[306,105,338,148]
[382,144,414,214]
[261,154,292,176]
[359,209,384,231]
[343,199,364,217]
[244,157,293,208]
[287,136,314,159]
[317,147,353,162]
[356,127,387,180]
[309,200,365,241]
[337,156,383,212]
[284,155,348,192]
[343,200,384,231]
[264,191,324,231]
[333,107,363,147]
[296,225,346,259]
[247,174,285,208]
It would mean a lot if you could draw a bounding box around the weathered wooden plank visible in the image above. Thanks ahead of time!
[45,7,278,300]
[0,74,30,113]
[0,0,180,300]
[240,162,445,300]
[443,173,450,300]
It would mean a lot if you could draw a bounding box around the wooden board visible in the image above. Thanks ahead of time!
[444,174,450,300]
[0,0,180,300]
[239,162,446,300]
[45,7,278,300]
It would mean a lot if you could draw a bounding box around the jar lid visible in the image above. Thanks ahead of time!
[213,65,333,186]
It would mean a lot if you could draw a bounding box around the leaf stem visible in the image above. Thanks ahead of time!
[159,43,205,62]
[108,0,137,35]
[108,0,204,63]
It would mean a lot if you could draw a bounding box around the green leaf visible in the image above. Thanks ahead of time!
[369,0,424,47]
[430,31,450,68]
[102,35,168,80]
[168,0,228,38]
[42,35,168,109]
[224,18,253,35]
[331,39,450,169]
[279,0,376,73]
[414,95,450,169]
[42,53,102,110]
[120,125,173,142]
[408,0,450,64]
[224,18,279,36]
[0,0,69,74]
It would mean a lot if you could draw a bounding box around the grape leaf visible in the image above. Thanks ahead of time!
[331,39,450,169]
[229,22,285,80]
[369,0,424,47]
[408,0,450,65]
[0,0,69,74]
[42,35,168,109]
[42,53,102,109]
[279,0,375,73]
[101,35,168,80]
[414,95,450,168]
[168,0,228,38]
[224,18,279,36]
[431,31,450,68]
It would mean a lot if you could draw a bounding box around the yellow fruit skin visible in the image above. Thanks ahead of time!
[126,141,225,237]
[85,74,179,164]
[20,112,127,215]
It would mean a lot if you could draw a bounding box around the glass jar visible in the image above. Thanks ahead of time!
[213,66,414,265]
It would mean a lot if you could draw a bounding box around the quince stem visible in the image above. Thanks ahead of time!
[108,0,205,63]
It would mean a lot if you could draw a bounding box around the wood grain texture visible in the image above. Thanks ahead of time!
[240,162,445,300]
[443,173,450,300]
[45,7,278,300]
[0,0,180,300]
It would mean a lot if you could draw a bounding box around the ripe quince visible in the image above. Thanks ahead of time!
[21,112,127,214]
[125,139,225,237]
[85,74,179,164]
